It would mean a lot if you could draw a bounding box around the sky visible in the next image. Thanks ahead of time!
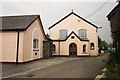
[0,1,118,43]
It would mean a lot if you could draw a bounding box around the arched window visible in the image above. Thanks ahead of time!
[52,44,56,53]
[78,29,87,39]
[33,39,39,49]
[83,44,86,53]
[59,29,67,39]
[32,28,39,50]
[91,43,94,50]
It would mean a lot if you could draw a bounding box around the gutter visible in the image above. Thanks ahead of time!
[16,30,20,64]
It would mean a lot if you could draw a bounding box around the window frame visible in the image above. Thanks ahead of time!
[33,38,39,50]
[90,43,95,50]
[78,29,87,39]
[59,29,67,39]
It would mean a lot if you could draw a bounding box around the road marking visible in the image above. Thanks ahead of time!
[94,73,106,80]
[94,68,107,80]
[95,75,101,78]
[102,68,107,72]
[101,73,106,78]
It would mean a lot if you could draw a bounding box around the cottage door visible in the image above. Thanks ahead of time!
[69,43,77,56]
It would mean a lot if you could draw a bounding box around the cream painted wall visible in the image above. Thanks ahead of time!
[18,32,24,62]
[53,33,89,56]
[23,18,45,62]
[52,42,59,55]
[1,17,45,63]
[0,32,2,62]
[0,32,17,62]
[49,14,97,41]
[49,14,98,56]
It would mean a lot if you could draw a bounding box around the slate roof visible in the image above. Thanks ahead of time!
[107,3,120,21]
[0,15,39,31]
[49,12,98,29]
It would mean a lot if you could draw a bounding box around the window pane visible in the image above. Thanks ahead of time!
[82,30,83,38]
[85,30,86,38]
[78,29,87,39]
[65,30,67,38]
[33,39,39,49]
[36,40,38,48]
[59,29,67,38]
[81,30,82,38]
[84,30,85,38]
[33,39,35,48]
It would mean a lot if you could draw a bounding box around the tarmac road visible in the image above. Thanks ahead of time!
[13,54,108,78]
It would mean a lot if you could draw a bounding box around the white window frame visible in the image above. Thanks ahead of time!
[33,38,39,50]
[78,29,87,39]
[59,29,67,39]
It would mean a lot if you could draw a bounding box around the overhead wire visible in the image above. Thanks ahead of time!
[83,0,111,24]
[85,0,110,19]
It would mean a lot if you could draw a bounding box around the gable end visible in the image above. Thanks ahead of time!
[49,12,98,30]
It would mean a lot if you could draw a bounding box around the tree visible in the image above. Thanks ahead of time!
[98,36,109,53]
[108,42,113,48]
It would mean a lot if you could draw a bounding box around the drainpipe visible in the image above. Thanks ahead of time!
[16,30,20,64]
[59,41,60,56]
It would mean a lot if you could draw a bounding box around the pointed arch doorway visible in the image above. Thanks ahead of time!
[69,43,77,56]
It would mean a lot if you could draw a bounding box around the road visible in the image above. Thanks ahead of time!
[2,57,80,78]
[12,54,108,78]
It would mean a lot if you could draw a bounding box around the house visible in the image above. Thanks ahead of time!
[0,14,46,63]
[107,2,120,57]
[49,11,98,56]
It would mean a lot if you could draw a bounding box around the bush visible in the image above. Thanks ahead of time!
[107,49,120,78]
[116,63,120,77]
[107,52,116,72]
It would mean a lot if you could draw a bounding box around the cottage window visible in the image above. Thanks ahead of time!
[78,29,87,39]
[83,44,87,53]
[90,43,94,50]
[33,39,39,49]
[59,29,67,39]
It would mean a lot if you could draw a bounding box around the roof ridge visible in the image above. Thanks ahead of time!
[107,3,119,20]
[0,14,39,31]
[0,14,39,18]
[48,12,73,29]
[48,12,98,29]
